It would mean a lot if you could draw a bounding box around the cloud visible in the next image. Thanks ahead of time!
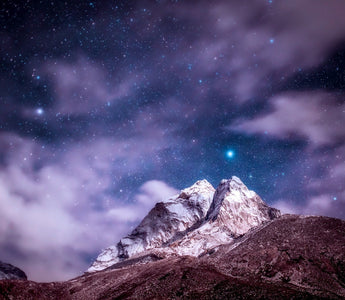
[231,91,345,219]
[143,0,345,101]
[0,133,178,281]
[0,135,113,281]
[274,193,344,219]
[42,57,137,115]
[229,91,345,147]
[107,180,178,222]
[135,180,179,206]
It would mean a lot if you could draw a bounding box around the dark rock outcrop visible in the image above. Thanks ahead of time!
[0,261,27,280]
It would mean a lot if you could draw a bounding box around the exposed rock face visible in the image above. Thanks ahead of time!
[1,215,344,299]
[89,177,280,272]
[0,261,27,280]
[88,179,215,272]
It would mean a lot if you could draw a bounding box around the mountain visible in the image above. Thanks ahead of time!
[0,177,344,299]
[88,179,215,272]
[88,176,280,272]
[0,261,27,280]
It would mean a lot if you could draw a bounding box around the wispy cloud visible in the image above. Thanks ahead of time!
[0,133,178,281]
[42,57,138,115]
[230,91,345,147]
[229,91,345,219]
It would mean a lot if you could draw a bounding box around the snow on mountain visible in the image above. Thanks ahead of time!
[168,177,281,256]
[206,176,280,233]
[88,176,281,272]
[88,179,215,272]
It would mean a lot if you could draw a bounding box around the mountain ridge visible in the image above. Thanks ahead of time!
[88,176,280,272]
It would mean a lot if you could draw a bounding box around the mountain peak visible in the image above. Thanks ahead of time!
[206,176,280,235]
[178,179,214,209]
[206,176,258,222]
[179,179,214,196]
[221,175,245,186]
[88,176,280,272]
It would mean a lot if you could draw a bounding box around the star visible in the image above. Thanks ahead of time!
[36,108,44,115]
[226,150,235,159]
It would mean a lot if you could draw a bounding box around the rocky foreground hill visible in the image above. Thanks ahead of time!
[1,177,344,299]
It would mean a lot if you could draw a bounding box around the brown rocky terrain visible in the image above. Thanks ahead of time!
[1,214,344,299]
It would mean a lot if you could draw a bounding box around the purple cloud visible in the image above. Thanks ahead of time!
[230,91,345,147]
[107,180,178,222]
[140,0,345,101]
[0,132,178,281]
[42,57,138,115]
[229,91,345,219]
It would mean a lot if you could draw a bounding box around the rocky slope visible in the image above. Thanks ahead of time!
[0,261,27,280]
[89,176,280,272]
[1,215,344,299]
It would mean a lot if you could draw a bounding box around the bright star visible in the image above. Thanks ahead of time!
[226,150,235,158]
[36,108,44,115]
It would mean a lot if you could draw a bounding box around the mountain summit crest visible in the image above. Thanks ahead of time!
[88,176,280,272]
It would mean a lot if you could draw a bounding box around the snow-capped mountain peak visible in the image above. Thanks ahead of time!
[205,176,280,235]
[207,176,257,220]
[88,177,280,272]
[166,176,280,256]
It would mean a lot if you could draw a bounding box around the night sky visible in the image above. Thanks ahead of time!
[1,0,345,281]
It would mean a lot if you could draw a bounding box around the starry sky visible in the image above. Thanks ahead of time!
[1,0,345,282]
